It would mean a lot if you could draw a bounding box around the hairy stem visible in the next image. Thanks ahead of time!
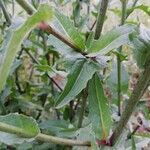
[0,122,90,146]
[0,0,11,25]
[94,0,109,39]
[110,66,150,145]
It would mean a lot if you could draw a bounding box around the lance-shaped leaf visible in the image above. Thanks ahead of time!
[0,4,53,93]
[127,5,150,17]
[55,59,99,108]
[0,113,40,145]
[130,25,150,68]
[88,73,112,139]
[87,25,135,57]
[54,10,85,50]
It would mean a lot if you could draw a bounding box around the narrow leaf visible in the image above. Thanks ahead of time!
[0,4,53,92]
[48,35,84,60]
[130,25,150,68]
[87,25,135,57]
[55,59,99,108]
[127,5,150,16]
[55,11,85,50]
[88,73,112,139]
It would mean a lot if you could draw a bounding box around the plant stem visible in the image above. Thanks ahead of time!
[15,0,85,54]
[15,0,36,15]
[132,0,139,8]
[117,55,121,116]
[24,48,63,91]
[77,89,88,128]
[0,122,90,146]
[46,26,84,54]
[0,0,11,25]
[36,133,90,146]
[94,0,109,39]
[117,0,127,116]
[110,65,150,145]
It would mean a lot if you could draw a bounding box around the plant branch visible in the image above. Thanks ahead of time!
[110,65,150,145]
[15,0,85,54]
[24,48,63,91]
[0,122,91,146]
[36,133,90,146]
[126,0,139,19]
[94,0,109,39]
[0,0,11,25]
[132,0,139,8]
[46,26,84,53]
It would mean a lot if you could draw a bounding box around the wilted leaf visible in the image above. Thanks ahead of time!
[88,73,112,139]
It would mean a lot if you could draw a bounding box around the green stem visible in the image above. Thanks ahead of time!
[132,0,139,8]
[121,0,127,25]
[117,53,121,116]
[0,122,91,146]
[0,0,11,25]
[0,122,33,138]
[15,0,85,54]
[94,0,109,39]
[24,48,63,91]
[15,0,36,15]
[77,89,88,128]
[117,0,127,116]
[110,65,150,145]
[36,133,90,146]
[126,0,139,18]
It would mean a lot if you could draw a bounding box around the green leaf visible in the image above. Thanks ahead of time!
[55,10,85,50]
[39,119,71,136]
[88,73,112,139]
[130,25,150,68]
[0,4,54,93]
[55,59,99,108]
[35,64,54,72]
[127,5,150,17]
[0,114,40,138]
[87,25,135,57]
[48,35,84,60]
[106,62,129,102]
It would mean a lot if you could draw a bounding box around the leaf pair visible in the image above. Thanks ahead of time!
[55,60,112,139]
